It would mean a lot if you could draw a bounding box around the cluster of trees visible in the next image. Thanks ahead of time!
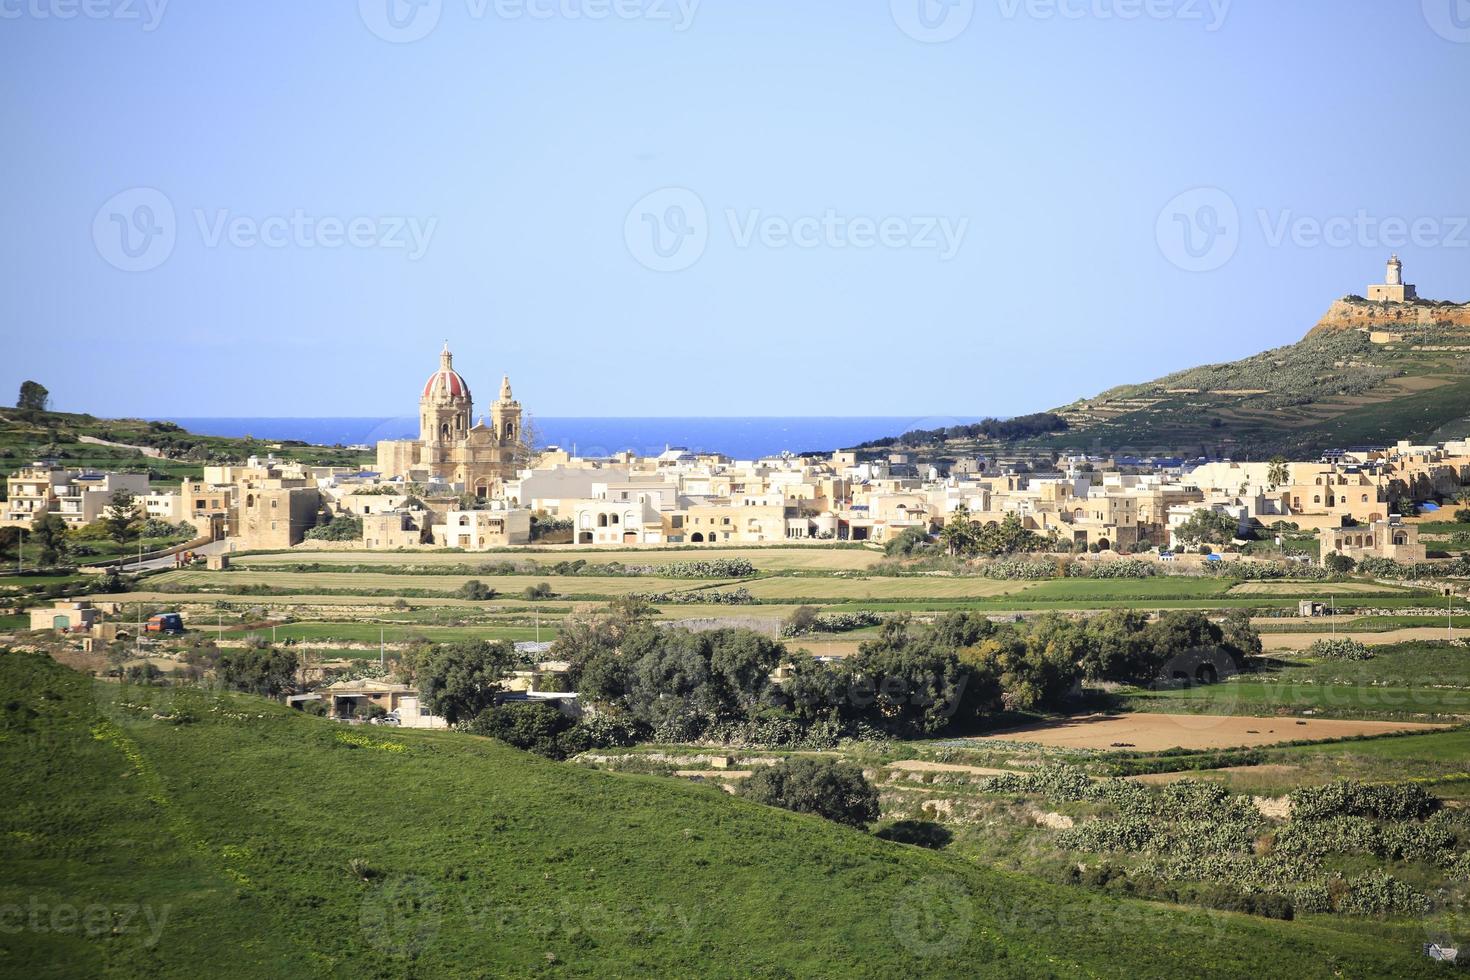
[939,511,1041,557]
[217,645,300,697]
[1172,508,1241,548]
[858,412,1069,449]
[544,603,1261,744]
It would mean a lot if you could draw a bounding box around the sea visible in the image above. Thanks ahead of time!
[164,417,981,460]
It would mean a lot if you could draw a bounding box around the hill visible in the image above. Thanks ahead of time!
[0,651,1438,977]
[1046,296,1470,457]
[0,408,370,485]
[867,295,1470,459]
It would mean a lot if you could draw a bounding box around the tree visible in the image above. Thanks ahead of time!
[1173,508,1239,548]
[457,579,495,601]
[964,614,1082,710]
[304,513,363,541]
[217,646,299,697]
[938,506,981,556]
[102,489,142,545]
[1079,609,1154,683]
[0,526,19,563]
[847,638,989,736]
[738,757,880,830]
[30,513,68,566]
[975,513,1042,556]
[16,380,49,412]
[469,701,586,760]
[1324,551,1357,574]
[1267,456,1289,491]
[884,525,936,558]
[418,640,517,724]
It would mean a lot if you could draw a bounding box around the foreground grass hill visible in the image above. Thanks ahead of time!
[1045,296,1470,458]
[1,653,1439,978]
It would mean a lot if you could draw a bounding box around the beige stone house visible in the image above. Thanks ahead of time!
[433,506,531,549]
[1323,519,1425,564]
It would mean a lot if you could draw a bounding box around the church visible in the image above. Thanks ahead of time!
[375,344,527,497]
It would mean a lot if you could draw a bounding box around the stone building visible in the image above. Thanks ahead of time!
[1322,518,1425,564]
[1367,254,1417,303]
[236,483,320,549]
[432,505,531,549]
[376,344,527,497]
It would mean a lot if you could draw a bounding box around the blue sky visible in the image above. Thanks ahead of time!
[2,0,1469,420]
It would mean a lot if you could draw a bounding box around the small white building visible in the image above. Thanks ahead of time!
[433,505,531,549]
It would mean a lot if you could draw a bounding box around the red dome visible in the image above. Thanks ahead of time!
[423,369,470,401]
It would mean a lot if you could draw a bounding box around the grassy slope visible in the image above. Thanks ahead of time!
[861,298,1470,457]
[1,653,1436,978]
[0,409,369,486]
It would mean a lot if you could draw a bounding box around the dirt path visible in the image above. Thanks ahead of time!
[77,434,164,458]
[969,713,1446,752]
[886,760,1021,777]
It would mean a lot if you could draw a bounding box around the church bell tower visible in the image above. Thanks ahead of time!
[420,342,473,449]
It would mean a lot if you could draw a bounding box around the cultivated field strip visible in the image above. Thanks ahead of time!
[236,547,884,572]
[149,569,722,597]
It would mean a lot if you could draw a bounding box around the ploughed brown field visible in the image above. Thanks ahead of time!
[972,713,1446,752]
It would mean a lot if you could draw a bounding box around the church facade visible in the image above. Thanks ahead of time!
[375,344,526,497]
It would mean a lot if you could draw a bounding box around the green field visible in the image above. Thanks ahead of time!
[5,652,1438,977]
[1120,642,1470,719]
[149,569,721,598]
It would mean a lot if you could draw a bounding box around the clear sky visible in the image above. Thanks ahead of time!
[3,0,1469,420]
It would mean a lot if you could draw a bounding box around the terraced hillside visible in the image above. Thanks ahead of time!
[0,408,369,484]
[1043,297,1470,458]
[0,652,1439,977]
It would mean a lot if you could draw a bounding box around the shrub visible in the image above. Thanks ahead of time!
[738,757,880,830]
[458,579,496,601]
[1304,637,1372,661]
[1289,780,1439,823]
[469,702,586,760]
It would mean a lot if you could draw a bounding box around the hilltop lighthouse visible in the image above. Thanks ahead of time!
[1368,254,1418,303]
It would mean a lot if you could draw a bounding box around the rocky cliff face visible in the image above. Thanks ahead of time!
[1310,296,1470,336]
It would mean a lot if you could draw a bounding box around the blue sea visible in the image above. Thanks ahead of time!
[165,417,979,460]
